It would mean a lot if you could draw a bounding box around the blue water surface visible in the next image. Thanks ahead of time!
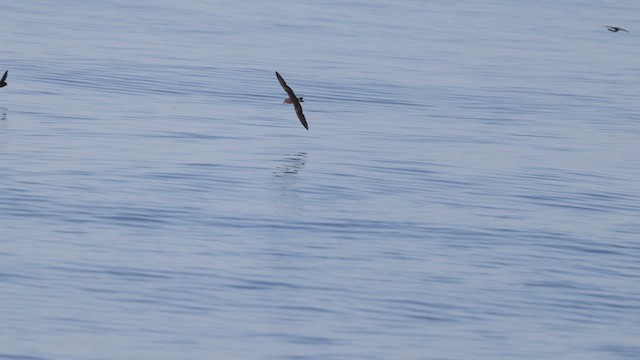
[1,1,639,359]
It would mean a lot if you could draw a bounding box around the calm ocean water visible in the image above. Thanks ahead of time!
[1,1,639,359]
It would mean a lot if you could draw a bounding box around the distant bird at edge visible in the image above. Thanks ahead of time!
[0,70,7,88]
[601,25,629,33]
[276,71,308,130]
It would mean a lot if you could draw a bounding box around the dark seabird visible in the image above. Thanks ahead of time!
[0,70,7,88]
[276,71,308,130]
[602,25,629,33]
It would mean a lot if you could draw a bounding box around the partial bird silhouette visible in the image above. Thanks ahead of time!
[276,71,308,130]
[601,25,629,33]
[283,96,303,104]
[0,70,7,88]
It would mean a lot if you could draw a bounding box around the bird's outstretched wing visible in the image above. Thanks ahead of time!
[1,70,7,83]
[276,71,295,99]
[276,71,309,130]
[293,99,308,130]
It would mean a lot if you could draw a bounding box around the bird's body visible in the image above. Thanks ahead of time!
[602,25,629,33]
[276,71,308,130]
[283,97,303,104]
[0,70,7,88]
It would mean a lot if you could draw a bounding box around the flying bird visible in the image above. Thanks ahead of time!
[601,25,629,33]
[0,70,7,88]
[276,71,308,130]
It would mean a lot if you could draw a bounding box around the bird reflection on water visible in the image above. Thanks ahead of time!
[272,152,308,215]
[273,152,307,178]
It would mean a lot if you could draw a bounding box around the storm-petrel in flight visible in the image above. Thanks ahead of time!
[602,25,629,33]
[276,71,308,130]
[0,70,7,88]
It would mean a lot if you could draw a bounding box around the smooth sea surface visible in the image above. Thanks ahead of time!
[1,1,640,359]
